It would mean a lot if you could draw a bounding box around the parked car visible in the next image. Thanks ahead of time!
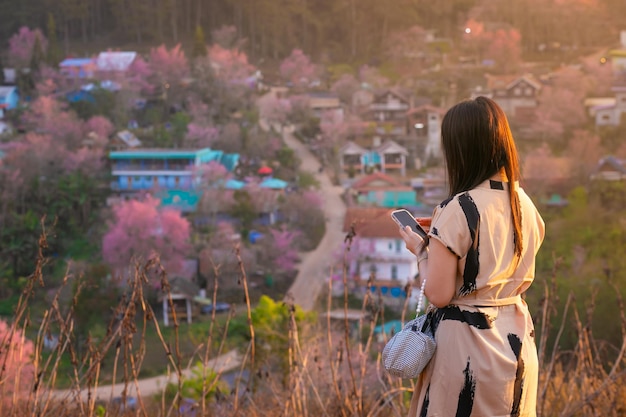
[200,302,231,314]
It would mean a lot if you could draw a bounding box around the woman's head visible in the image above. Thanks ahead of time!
[441,96,520,196]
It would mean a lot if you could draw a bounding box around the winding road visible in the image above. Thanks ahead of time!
[280,126,347,311]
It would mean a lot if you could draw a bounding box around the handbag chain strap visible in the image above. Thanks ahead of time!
[415,274,427,316]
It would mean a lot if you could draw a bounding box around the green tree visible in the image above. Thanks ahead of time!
[229,190,256,238]
[250,295,316,386]
[192,25,207,58]
[0,53,5,84]
[29,34,44,74]
[46,13,62,66]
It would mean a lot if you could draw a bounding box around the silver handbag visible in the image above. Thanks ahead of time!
[382,276,436,379]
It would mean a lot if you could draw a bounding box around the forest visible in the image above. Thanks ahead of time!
[1,0,626,65]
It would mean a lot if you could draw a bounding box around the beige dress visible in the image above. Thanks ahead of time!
[409,179,545,417]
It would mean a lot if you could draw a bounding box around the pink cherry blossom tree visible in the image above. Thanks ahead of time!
[267,226,301,274]
[257,94,292,130]
[0,320,35,403]
[8,27,48,68]
[534,67,589,140]
[102,196,191,280]
[21,96,85,148]
[331,73,360,105]
[85,115,114,141]
[279,49,319,89]
[149,44,190,106]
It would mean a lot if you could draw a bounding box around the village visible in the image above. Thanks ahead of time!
[1,4,626,415]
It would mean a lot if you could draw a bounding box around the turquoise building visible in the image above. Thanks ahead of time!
[109,148,240,193]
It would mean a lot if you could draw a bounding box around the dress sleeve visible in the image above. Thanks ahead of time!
[428,197,472,259]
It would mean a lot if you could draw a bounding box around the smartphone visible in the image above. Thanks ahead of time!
[391,209,428,239]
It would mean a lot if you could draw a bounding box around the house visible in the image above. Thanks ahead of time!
[588,86,626,126]
[307,91,343,118]
[339,140,410,176]
[109,130,142,150]
[59,57,97,79]
[376,140,409,176]
[160,276,205,326]
[0,86,19,116]
[109,147,240,195]
[341,206,421,306]
[339,140,409,176]
[470,74,541,120]
[2,68,16,85]
[349,172,421,208]
[362,89,412,146]
[590,156,626,181]
[96,51,138,74]
[405,104,446,162]
[607,30,626,77]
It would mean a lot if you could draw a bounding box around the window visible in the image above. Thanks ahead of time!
[513,87,521,96]
[395,240,402,253]
[525,88,533,96]
[391,265,398,280]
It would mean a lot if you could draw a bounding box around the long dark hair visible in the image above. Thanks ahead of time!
[441,96,523,257]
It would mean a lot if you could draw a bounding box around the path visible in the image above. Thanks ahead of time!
[280,126,347,311]
[51,350,241,402]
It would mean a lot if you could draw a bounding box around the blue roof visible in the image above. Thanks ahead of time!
[260,178,288,189]
[226,179,245,190]
[60,58,95,67]
[220,153,240,171]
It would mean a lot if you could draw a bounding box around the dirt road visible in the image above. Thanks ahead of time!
[281,127,347,311]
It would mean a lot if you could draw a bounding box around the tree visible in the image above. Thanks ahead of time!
[193,25,208,58]
[533,67,589,141]
[279,191,325,251]
[331,73,360,105]
[257,94,292,130]
[229,190,256,237]
[0,320,35,402]
[383,25,430,80]
[279,49,318,89]
[102,196,191,279]
[7,27,48,68]
[45,12,62,66]
[149,43,190,109]
[21,96,85,148]
[266,226,301,274]
[0,54,5,85]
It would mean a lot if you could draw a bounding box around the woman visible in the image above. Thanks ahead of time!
[399,96,545,416]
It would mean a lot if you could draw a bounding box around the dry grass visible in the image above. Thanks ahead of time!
[0,231,624,416]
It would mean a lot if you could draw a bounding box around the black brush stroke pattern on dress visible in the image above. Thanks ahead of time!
[508,333,525,417]
[456,358,475,417]
[419,384,430,417]
[437,305,493,329]
[458,193,480,296]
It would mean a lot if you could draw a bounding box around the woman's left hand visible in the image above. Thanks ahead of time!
[398,225,428,256]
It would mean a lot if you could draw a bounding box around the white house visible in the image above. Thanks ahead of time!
[341,206,420,306]
[589,87,626,126]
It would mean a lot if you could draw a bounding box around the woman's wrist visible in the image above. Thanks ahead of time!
[416,246,429,264]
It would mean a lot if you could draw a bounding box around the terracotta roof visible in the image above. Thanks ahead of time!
[343,206,404,238]
[351,171,403,188]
